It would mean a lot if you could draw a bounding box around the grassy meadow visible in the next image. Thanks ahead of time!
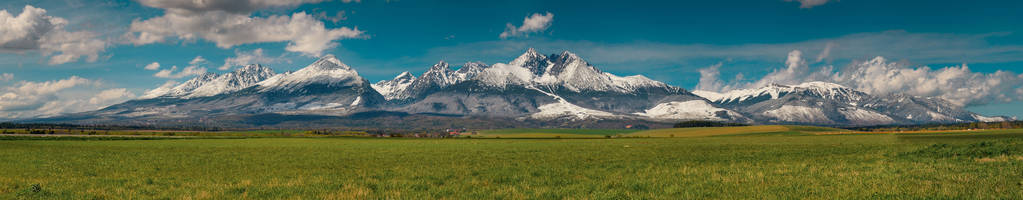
[0,128,1021,199]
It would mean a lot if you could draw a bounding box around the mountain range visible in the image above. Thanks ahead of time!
[27,49,1009,129]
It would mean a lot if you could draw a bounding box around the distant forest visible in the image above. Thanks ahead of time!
[849,121,1023,131]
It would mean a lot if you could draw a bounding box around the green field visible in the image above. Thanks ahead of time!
[1,128,1022,199]
[473,125,849,138]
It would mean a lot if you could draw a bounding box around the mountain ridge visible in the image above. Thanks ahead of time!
[25,49,1009,128]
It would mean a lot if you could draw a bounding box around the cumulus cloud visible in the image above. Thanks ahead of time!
[0,5,107,65]
[144,62,161,70]
[189,56,208,66]
[747,50,834,88]
[154,65,208,79]
[500,12,554,39]
[135,0,326,14]
[89,88,133,105]
[833,58,1023,106]
[695,62,724,91]
[0,76,134,119]
[154,56,209,78]
[0,73,12,82]
[220,48,278,70]
[698,49,1023,107]
[785,0,833,9]
[126,0,363,56]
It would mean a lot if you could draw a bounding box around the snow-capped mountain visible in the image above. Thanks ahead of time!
[187,64,275,98]
[371,71,416,100]
[141,64,275,99]
[72,55,384,121]
[256,55,365,92]
[36,49,1006,128]
[375,48,739,121]
[141,72,219,98]
[694,82,1007,125]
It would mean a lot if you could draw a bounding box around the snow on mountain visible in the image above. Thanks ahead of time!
[634,100,743,121]
[418,48,669,93]
[371,71,416,100]
[695,81,860,104]
[141,72,219,98]
[763,105,832,124]
[838,107,895,125]
[535,51,666,93]
[186,64,275,98]
[972,114,1008,122]
[527,86,617,120]
[257,55,364,92]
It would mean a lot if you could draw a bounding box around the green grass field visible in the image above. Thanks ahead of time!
[1,128,1021,199]
[473,125,849,138]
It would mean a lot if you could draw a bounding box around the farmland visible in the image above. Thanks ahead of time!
[0,128,1021,199]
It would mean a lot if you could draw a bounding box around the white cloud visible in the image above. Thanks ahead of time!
[833,58,1023,106]
[747,50,834,88]
[144,62,161,70]
[0,76,134,119]
[500,12,554,39]
[0,5,107,65]
[220,48,278,70]
[154,65,208,79]
[785,0,833,9]
[698,50,1023,107]
[0,73,12,82]
[135,0,327,14]
[126,0,364,56]
[89,88,134,105]
[815,42,834,62]
[189,56,208,66]
[695,62,724,91]
[153,56,211,78]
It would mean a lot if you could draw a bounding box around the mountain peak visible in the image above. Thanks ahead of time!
[794,81,848,90]
[235,64,274,74]
[395,71,415,80]
[511,48,548,67]
[309,54,350,70]
[429,61,450,71]
[559,50,580,59]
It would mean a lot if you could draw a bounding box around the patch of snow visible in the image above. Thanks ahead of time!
[634,100,740,121]
[763,105,832,123]
[927,111,955,121]
[531,101,616,120]
[350,96,362,106]
[528,86,617,120]
[299,102,347,110]
[973,114,1006,122]
[476,63,534,87]
[838,107,894,124]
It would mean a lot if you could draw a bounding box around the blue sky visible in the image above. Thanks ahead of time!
[1,0,1023,119]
